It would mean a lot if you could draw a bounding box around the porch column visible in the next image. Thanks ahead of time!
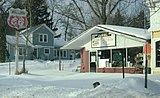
[126,48,128,67]
[110,49,112,67]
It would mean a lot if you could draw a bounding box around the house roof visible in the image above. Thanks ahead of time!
[61,25,151,50]
[54,38,67,47]
[6,35,32,46]
[20,24,56,35]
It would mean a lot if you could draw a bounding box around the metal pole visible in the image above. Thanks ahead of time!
[59,49,61,71]
[145,43,148,88]
[15,31,19,74]
[9,58,11,75]
[143,3,148,88]
[122,49,125,79]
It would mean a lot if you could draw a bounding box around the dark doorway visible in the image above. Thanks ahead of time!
[90,52,96,72]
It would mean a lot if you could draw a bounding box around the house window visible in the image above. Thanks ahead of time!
[44,35,47,42]
[62,50,67,58]
[53,49,57,57]
[39,34,48,42]
[44,48,50,55]
[19,47,24,56]
[57,50,61,57]
[156,41,160,67]
[56,50,67,58]
[39,35,43,42]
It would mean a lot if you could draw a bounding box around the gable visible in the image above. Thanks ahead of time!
[61,25,151,50]
[20,24,56,35]
[20,24,56,45]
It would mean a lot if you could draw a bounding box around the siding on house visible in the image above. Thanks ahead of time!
[32,26,54,46]
[6,24,75,61]
[6,35,33,61]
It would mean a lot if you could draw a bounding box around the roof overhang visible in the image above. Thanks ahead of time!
[61,26,98,50]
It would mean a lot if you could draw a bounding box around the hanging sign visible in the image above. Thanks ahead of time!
[8,8,28,30]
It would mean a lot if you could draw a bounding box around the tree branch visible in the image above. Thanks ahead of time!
[86,0,100,18]
[109,0,123,14]
[71,0,87,29]
[54,10,89,28]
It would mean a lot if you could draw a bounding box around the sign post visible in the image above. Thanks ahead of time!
[8,8,28,74]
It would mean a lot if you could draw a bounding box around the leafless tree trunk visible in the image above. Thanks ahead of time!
[48,0,139,40]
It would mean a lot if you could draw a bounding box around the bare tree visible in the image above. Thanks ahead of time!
[0,0,14,62]
[48,0,139,41]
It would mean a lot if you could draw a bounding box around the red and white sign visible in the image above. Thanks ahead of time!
[8,8,28,30]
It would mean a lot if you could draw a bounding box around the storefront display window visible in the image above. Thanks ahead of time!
[112,49,125,67]
[127,47,143,67]
[99,50,110,59]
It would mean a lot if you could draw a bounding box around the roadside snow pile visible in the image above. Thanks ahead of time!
[0,60,160,98]
[1,76,160,98]
[76,77,160,98]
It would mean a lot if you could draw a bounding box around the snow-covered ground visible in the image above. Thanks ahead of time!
[0,59,160,98]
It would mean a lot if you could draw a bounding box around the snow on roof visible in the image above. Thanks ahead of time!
[19,24,42,34]
[54,38,66,47]
[6,35,32,46]
[61,25,151,50]
[97,25,151,40]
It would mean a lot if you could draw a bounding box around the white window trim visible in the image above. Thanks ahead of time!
[39,34,48,43]
[44,48,50,55]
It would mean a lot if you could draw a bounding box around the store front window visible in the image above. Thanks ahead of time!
[127,47,143,67]
[99,50,110,59]
[112,49,125,67]
[97,47,143,68]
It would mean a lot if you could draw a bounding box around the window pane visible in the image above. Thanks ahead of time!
[39,35,43,42]
[44,35,47,42]
[63,50,67,57]
[44,49,50,54]
[19,48,23,55]
[54,49,57,57]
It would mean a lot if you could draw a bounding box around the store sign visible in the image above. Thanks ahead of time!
[8,8,28,30]
[91,33,116,48]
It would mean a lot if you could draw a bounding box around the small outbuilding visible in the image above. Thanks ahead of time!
[61,25,151,74]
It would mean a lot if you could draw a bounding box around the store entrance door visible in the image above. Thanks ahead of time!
[90,52,96,72]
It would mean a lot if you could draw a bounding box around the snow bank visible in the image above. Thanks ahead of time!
[0,59,160,98]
